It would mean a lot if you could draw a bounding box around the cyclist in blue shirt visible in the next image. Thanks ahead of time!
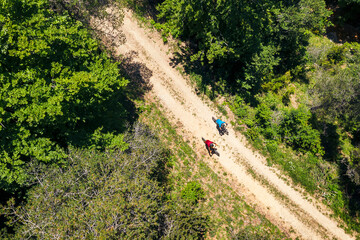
[215,118,228,135]
[216,119,226,129]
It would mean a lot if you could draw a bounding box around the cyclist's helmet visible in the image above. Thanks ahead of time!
[210,143,214,147]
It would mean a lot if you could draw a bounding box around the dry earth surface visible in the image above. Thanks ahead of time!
[96,9,355,240]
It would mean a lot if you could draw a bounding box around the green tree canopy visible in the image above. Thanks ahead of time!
[2,123,209,239]
[0,0,128,191]
[310,43,360,132]
[156,0,331,95]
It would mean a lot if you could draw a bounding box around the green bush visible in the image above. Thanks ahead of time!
[280,107,324,155]
[326,45,347,65]
[266,141,279,156]
[230,96,248,119]
[246,128,260,141]
[263,127,279,140]
[255,104,273,128]
[2,124,210,239]
[181,181,205,204]
[253,94,283,140]
[233,226,273,240]
[261,71,292,93]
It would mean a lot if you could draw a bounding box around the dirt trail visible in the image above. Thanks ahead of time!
[111,10,353,240]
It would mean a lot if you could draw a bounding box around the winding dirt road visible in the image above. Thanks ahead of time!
[104,9,354,240]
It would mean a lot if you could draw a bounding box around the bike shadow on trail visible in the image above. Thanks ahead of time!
[215,126,224,136]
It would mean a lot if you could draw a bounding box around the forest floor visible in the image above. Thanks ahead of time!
[98,9,355,240]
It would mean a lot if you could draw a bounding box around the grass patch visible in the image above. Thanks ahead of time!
[217,104,228,116]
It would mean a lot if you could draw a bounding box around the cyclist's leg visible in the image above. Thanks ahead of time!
[207,146,211,156]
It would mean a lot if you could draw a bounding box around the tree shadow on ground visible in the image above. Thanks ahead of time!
[63,91,137,148]
[65,51,154,148]
[169,44,259,106]
[326,1,360,43]
[338,160,360,225]
[313,119,360,226]
[317,122,341,161]
[150,148,171,189]
[125,0,161,21]
[118,50,153,100]
[170,46,231,97]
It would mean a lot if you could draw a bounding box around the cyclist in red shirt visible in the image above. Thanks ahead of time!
[204,139,217,156]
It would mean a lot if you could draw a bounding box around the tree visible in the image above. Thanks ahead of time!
[1,123,209,239]
[48,0,125,51]
[309,43,360,132]
[156,0,331,94]
[339,0,360,6]
[0,0,128,191]
[279,106,324,155]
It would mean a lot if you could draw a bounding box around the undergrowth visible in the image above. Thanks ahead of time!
[214,36,360,235]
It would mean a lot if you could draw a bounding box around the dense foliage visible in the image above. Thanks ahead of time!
[1,123,209,239]
[0,1,211,238]
[307,37,360,224]
[309,43,360,132]
[0,0,128,191]
[155,0,331,96]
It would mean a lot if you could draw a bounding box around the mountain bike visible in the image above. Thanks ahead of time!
[202,137,220,157]
[212,117,229,136]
